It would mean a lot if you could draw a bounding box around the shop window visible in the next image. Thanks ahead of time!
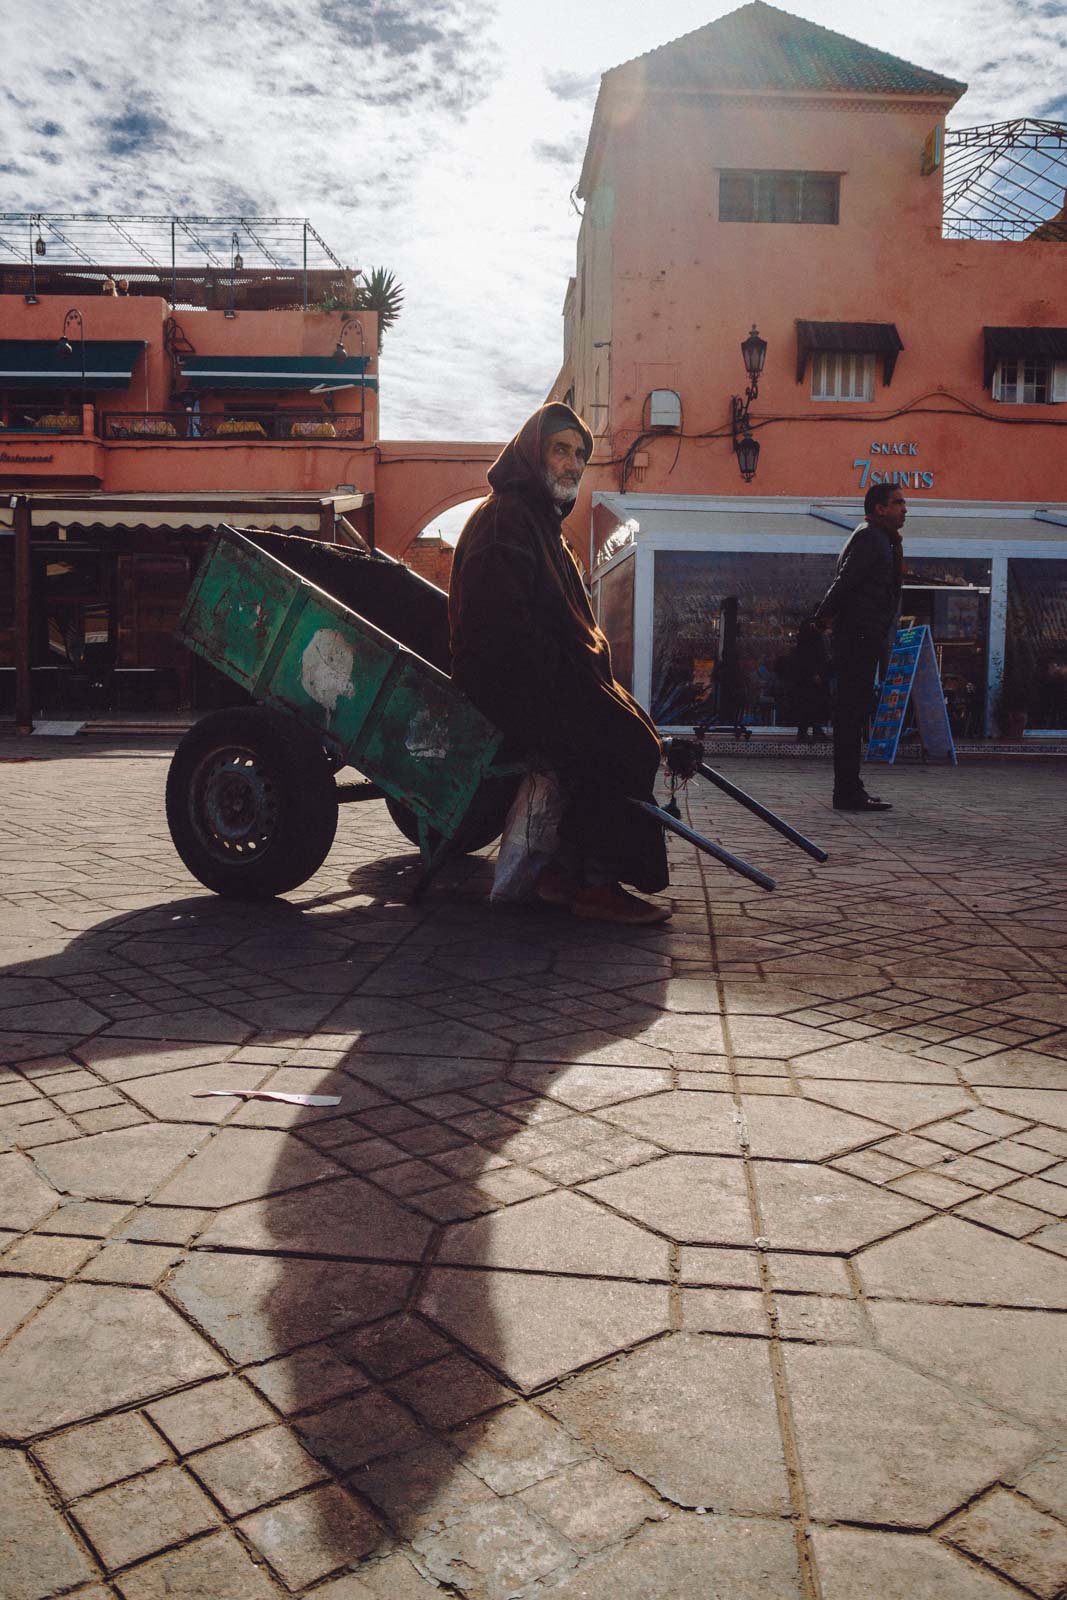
[810,351,875,402]
[1005,558,1067,729]
[719,170,839,224]
[651,550,837,726]
[992,357,1067,404]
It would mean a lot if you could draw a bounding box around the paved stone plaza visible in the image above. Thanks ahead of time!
[1,740,1066,1599]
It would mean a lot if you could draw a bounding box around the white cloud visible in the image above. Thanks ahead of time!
[2,0,1064,457]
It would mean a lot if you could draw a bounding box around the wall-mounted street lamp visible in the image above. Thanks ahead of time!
[57,308,87,427]
[225,231,242,317]
[334,317,366,438]
[730,323,767,483]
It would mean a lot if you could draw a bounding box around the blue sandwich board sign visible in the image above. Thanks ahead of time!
[866,624,957,765]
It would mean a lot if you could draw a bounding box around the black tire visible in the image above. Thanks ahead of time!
[166,707,339,898]
[385,773,518,856]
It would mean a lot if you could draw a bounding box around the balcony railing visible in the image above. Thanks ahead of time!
[1,404,84,434]
[101,410,364,442]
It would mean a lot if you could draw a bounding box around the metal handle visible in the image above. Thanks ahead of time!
[630,798,776,891]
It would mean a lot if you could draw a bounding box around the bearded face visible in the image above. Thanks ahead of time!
[541,427,587,505]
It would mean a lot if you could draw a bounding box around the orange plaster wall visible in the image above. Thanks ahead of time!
[373,441,498,557]
[0,296,381,494]
[571,91,1067,514]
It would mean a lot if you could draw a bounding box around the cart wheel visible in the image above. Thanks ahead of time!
[166,707,338,898]
[385,774,518,857]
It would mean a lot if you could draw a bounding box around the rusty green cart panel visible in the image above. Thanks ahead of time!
[177,525,504,847]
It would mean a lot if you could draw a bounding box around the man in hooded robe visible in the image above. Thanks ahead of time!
[449,403,670,925]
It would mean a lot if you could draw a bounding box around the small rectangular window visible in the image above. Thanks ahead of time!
[719,170,839,225]
[811,351,875,402]
[993,357,1067,403]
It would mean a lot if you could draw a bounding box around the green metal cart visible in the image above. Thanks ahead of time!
[166,524,516,899]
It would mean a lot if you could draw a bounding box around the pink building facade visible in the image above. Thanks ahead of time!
[553,3,1067,736]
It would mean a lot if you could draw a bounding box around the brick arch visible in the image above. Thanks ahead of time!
[373,442,502,558]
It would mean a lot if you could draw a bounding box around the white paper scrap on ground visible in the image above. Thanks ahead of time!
[192,1090,342,1106]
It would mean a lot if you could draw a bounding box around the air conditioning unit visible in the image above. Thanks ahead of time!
[649,389,682,429]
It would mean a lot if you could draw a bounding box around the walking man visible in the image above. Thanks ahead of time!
[814,482,906,812]
[449,402,670,924]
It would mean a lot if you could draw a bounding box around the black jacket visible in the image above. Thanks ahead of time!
[814,520,902,644]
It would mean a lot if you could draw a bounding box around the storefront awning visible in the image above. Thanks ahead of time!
[796,321,903,384]
[179,355,377,392]
[983,326,1067,388]
[0,340,145,390]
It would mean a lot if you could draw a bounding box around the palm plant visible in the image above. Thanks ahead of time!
[356,267,404,351]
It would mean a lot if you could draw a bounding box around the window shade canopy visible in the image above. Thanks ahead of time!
[796,321,903,385]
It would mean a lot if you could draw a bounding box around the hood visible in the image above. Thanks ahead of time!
[487,402,594,498]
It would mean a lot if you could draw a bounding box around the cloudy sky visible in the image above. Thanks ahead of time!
[2,0,1065,478]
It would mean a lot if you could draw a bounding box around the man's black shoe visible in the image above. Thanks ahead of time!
[833,793,892,812]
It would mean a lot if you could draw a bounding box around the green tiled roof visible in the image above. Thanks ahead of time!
[611,1,966,99]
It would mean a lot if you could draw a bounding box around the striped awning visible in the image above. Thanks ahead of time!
[0,340,145,389]
[179,354,376,392]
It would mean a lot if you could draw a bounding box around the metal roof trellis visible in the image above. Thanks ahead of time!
[942,120,1067,241]
[0,214,350,307]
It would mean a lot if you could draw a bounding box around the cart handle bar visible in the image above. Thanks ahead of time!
[630,799,776,892]
[697,762,828,863]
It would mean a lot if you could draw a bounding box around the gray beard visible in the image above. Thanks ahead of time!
[543,468,580,507]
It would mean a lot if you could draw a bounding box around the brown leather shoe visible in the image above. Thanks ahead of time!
[535,864,581,907]
[571,884,672,925]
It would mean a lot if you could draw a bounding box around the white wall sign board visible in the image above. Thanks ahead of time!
[866,624,957,764]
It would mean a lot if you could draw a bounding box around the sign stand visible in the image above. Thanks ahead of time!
[866,624,957,765]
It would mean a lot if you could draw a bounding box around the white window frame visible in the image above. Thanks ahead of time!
[810,350,875,402]
[993,356,1067,404]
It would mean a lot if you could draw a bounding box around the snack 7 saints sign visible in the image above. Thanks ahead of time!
[852,441,935,491]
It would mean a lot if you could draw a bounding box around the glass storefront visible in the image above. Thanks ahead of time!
[650,548,993,732]
[651,550,837,725]
[1006,559,1067,729]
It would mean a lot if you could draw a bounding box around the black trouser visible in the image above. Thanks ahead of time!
[831,636,882,798]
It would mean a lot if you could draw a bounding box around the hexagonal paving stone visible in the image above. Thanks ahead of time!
[784,1345,1041,1525]
[72,1039,234,1083]
[29,1124,211,1203]
[547,1514,803,1600]
[596,1091,737,1154]
[542,1334,788,1513]
[962,1051,1067,1090]
[810,1526,1027,1599]
[436,1191,668,1279]
[727,1017,833,1057]
[798,1081,973,1130]
[167,1252,411,1363]
[871,1301,1067,1426]
[152,1126,345,1207]
[0,1284,225,1439]
[196,1175,433,1261]
[1000,993,1067,1025]
[856,1215,1067,1308]
[119,1062,274,1123]
[740,1096,887,1159]
[582,1155,753,1244]
[513,1034,668,1069]
[975,1088,1067,1130]
[0,1151,59,1231]
[795,1041,960,1084]
[508,1063,670,1110]
[419,1268,667,1392]
[752,1162,930,1252]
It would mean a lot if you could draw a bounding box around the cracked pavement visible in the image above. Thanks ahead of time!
[1,739,1066,1599]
